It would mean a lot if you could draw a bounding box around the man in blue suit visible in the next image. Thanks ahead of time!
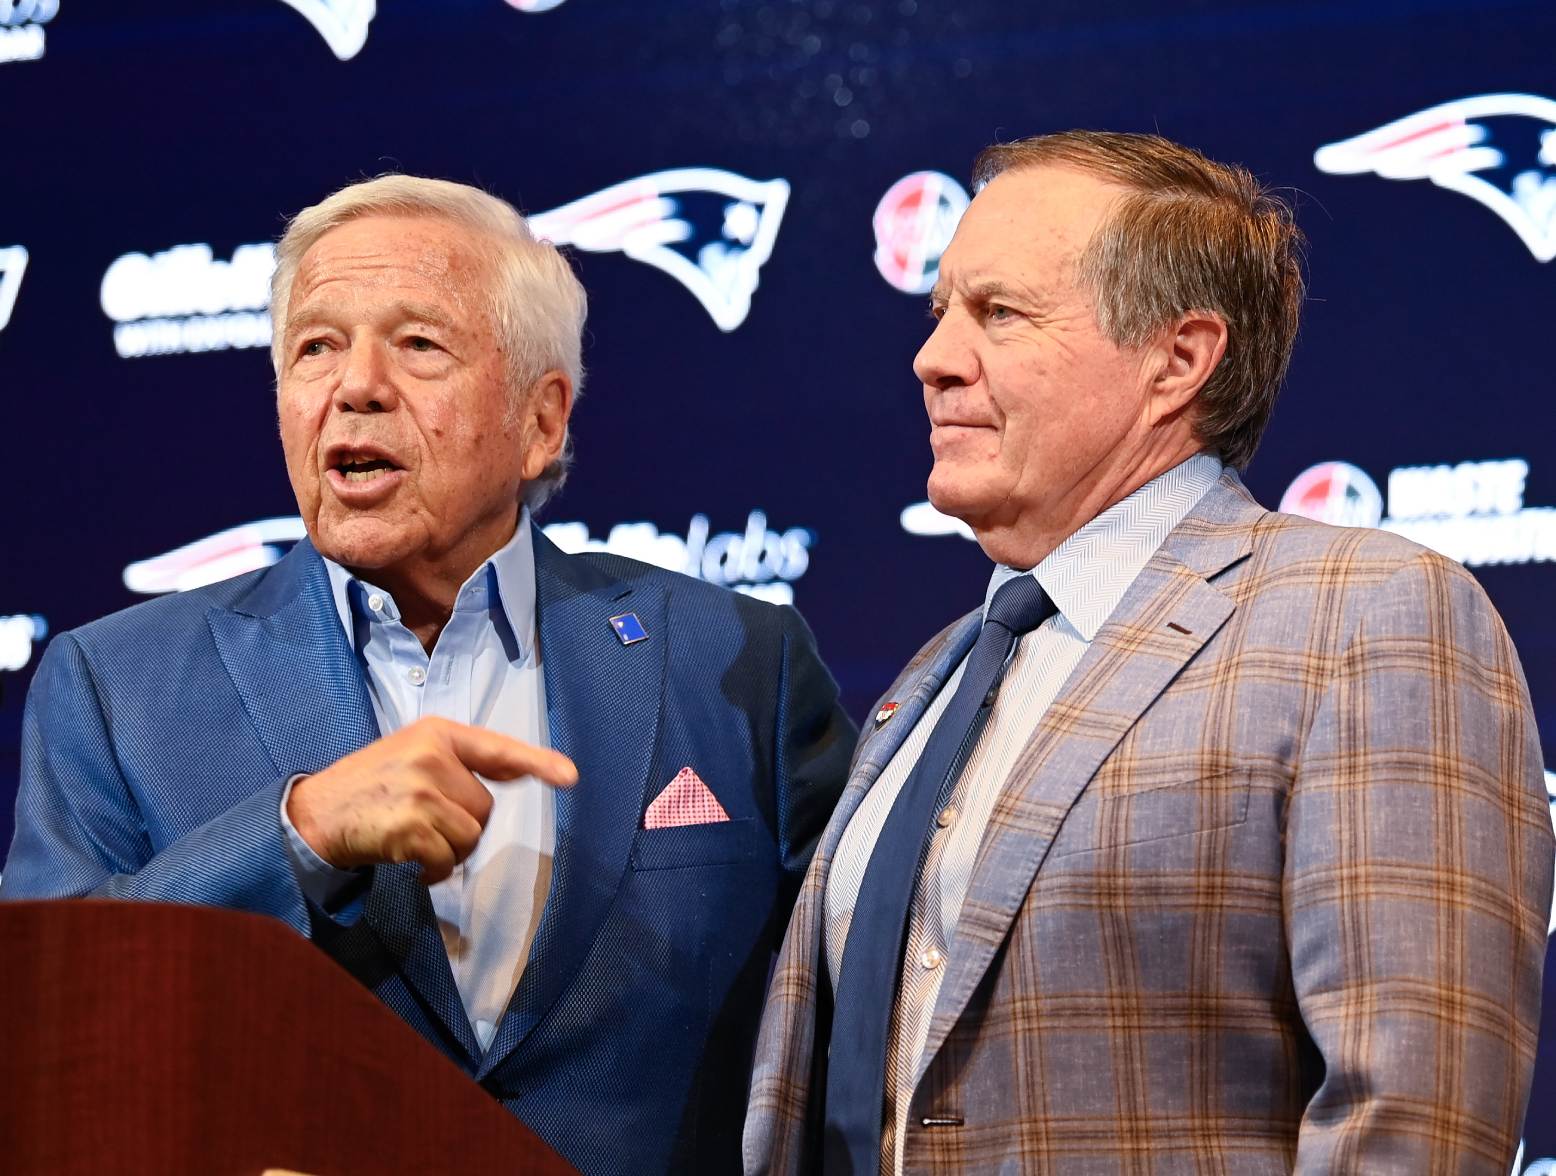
[3,175,855,1175]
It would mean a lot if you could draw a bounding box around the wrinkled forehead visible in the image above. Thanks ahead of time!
[936,165,1125,295]
[290,212,496,316]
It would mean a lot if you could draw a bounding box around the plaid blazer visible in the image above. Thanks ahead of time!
[745,471,1554,1175]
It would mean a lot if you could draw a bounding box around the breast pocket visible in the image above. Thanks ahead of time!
[1051,769,1254,859]
[629,817,763,871]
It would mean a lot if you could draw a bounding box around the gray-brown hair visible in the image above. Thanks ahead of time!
[270,174,587,510]
[973,131,1305,470]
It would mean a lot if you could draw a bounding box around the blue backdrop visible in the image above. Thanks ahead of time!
[1,1,1551,1164]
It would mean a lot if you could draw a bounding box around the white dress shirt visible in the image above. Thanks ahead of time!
[824,453,1224,1173]
[281,509,554,1053]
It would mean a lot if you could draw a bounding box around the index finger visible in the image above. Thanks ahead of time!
[443,722,578,787]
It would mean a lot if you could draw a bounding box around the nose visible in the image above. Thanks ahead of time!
[335,337,397,414]
[913,309,979,393]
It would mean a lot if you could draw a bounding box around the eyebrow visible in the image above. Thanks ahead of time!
[965,279,1030,305]
[283,299,460,340]
[928,279,1041,310]
[392,301,459,330]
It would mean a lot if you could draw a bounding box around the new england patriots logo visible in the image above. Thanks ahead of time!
[123,518,307,595]
[1315,93,1556,262]
[280,0,375,61]
[0,245,26,333]
[529,168,791,332]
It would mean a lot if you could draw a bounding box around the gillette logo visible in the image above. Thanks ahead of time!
[544,510,813,604]
[100,242,275,359]
[0,0,55,64]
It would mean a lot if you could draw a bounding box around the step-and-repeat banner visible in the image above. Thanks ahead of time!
[1,2,1552,1162]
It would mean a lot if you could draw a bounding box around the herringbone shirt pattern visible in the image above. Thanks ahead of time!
[745,471,1554,1175]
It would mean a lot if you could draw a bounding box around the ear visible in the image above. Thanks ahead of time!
[1145,311,1228,425]
[518,370,574,482]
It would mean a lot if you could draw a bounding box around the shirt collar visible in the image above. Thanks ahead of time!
[983,452,1224,641]
[322,508,538,659]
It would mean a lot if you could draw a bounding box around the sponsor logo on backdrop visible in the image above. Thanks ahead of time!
[0,613,46,671]
[544,510,812,604]
[0,0,55,64]
[0,244,27,332]
[122,518,307,594]
[123,510,814,604]
[1278,461,1385,528]
[872,171,970,295]
[100,242,275,359]
[530,169,791,332]
[1315,93,1556,262]
[281,0,374,60]
[1279,457,1556,567]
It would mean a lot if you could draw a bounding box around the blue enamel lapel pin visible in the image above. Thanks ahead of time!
[609,612,649,645]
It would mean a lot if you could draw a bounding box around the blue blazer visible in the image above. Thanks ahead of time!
[4,531,856,1175]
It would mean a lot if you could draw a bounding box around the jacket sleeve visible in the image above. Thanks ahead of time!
[1288,551,1554,1172]
[772,605,858,892]
[1,632,312,936]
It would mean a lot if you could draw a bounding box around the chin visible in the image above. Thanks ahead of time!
[926,469,990,529]
[309,517,414,572]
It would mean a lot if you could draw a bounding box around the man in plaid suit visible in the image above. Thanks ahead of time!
[744,131,1554,1174]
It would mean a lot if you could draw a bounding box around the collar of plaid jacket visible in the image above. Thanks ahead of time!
[982,451,1226,641]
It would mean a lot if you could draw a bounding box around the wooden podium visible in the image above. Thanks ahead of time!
[0,901,576,1175]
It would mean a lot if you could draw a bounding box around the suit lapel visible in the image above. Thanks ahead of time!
[479,531,668,1076]
[206,540,480,1061]
[833,612,982,840]
[746,612,979,1157]
[804,611,981,913]
[916,474,1261,1077]
[206,539,379,775]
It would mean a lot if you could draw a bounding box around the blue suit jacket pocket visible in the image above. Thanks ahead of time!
[630,817,763,871]
[1051,768,1254,859]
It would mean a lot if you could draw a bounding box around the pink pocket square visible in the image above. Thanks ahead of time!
[644,767,730,829]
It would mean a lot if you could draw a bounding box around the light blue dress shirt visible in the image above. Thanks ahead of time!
[280,510,553,1053]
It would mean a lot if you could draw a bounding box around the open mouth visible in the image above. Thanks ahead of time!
[330,450,402,483]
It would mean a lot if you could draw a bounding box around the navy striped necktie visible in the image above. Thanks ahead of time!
[822,573,1055,1174]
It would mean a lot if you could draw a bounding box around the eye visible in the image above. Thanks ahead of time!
[987,303,1015,322]
[300,339,329,357]
[406,336,437,352]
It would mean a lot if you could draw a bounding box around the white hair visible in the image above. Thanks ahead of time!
[270,174,587,510]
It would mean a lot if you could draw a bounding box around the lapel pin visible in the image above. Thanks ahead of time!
[874,701,900,729]
[609,612,649,645]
